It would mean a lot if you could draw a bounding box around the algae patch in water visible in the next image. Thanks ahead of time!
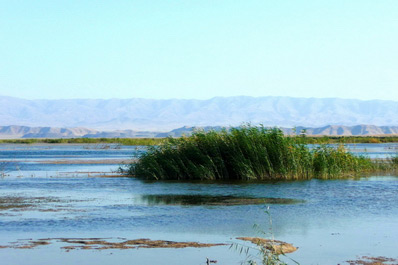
[346,256,398,265]
[0,197,34,210]
[0,196,61,211]
[0,196,88,213]
[0,238,226,251]
[139,194,304,206]
[237,237,297,254]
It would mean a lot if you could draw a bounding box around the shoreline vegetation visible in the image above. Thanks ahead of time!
[0,138,164,145]
[127,126,398,181]
[2,135,398,145]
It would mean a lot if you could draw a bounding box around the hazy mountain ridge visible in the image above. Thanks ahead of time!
[0,126,160,139]
[1,96,398,131]
[1,124,398,139]
[162,125,398,137]
[0,126,98,139]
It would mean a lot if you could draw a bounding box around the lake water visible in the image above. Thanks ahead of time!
[0,143,398,265]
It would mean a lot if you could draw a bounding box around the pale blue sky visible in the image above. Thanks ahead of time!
[0,0,397,100]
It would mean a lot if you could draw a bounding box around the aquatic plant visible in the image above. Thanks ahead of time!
[129,125,376,180]
[311,145,374,178]
[389,153,398,165]
[232,206,299,265]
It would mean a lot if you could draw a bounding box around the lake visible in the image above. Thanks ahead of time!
[0,143,397,265]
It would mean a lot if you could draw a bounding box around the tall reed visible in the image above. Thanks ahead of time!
[129,125,376,181]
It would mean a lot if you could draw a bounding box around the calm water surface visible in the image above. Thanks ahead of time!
[0,144,397,265]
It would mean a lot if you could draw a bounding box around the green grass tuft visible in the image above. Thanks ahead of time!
[129,125,379,181]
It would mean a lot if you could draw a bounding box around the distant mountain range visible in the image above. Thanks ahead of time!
[0,125,160,139]
[1,96,398,131]
[1,124,398,139]
[162,125,398,137]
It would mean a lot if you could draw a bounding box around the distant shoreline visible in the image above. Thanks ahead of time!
[2,136,398,145]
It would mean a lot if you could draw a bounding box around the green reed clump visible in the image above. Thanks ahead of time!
[129,125,376,181]
[390,154,398,165]
[311,145,374,178]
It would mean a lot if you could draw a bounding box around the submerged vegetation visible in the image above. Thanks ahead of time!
[128,125,393,181]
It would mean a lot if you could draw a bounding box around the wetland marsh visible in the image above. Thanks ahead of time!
[0,142,398,264]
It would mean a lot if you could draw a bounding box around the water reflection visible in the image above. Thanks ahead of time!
[138,194,304,206]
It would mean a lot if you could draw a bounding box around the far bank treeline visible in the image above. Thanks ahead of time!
[2,135,398,145]
[0,138,163,145]
[127,126,398,181]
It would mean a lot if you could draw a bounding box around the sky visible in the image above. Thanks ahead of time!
[0,0,397,101]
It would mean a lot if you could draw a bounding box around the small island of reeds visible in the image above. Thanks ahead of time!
[128,125,397,181]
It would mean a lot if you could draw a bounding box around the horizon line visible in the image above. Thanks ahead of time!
[1,94,397,102]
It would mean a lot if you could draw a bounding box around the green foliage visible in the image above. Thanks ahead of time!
[391,156,398,165]
[311,145,374,178]
[0,138,165,146]
[387,153,398,166]
[129,125,376,180]
[293,135,398,144]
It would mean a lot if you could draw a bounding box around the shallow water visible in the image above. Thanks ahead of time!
[0,144,398,265]
[0,144,145,177]
[312,142,398,159]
